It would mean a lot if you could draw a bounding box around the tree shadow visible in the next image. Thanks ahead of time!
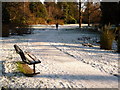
[3,71,119,82]
[0,61,6,76]
[34,74,118,82]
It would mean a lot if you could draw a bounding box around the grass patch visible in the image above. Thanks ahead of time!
[16,61,34,77]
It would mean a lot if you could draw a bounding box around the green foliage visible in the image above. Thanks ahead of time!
[2,2,34,35]
[2,2,80,26]
[65,16,77,24]
[16,61,34,77]
[47,19,52,24]
[100,24,116,50]
[34,18,46,24]
[29,2,47,18]
[57,2,78,24]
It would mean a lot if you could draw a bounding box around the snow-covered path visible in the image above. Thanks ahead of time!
[0,25,119,88]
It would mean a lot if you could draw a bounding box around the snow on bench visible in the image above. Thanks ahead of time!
[14,44,41,74]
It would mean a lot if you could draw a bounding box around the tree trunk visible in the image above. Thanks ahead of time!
[79,0,82,28]
[88,2,90,27]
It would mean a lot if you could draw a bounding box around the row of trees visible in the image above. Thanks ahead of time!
[2,1,120,36]
[2,1,101,25]
[2,1,120,26]
[2,1,102,36]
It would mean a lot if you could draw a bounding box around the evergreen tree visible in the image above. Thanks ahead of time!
[57,2,79,24]
[4,2,34,25]
[100,2,119,26]
[29,2,47,18]
[2,3,10,24]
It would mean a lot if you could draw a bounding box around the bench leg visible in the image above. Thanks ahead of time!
[33,64,35,74]
[33,64,40,75]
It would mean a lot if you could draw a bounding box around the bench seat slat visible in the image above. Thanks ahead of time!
[24,52,41,64]
[25,52,37,61]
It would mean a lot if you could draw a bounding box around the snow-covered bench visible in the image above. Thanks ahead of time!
[14,44,41,74]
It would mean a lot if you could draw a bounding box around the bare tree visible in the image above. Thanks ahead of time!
[83,1,101,26]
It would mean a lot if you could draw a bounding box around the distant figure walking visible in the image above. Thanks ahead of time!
[56,23,59,30]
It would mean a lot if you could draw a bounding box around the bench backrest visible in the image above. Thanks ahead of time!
[14,44,41,65]
[14,45,26,62]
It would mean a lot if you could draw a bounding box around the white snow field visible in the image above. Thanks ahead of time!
[0,24,119,88]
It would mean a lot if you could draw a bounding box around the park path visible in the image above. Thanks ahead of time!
[27,29,118,88]
[0,26,118,88]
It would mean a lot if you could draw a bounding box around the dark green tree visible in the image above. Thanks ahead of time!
[2,3,10,24]
[2,2,10,37]
[100,2,119,26]
[67,2,79,24]
[29,2,47,18]
[44,2,56,18]
[57,2,79,24]
[2,2,34,35]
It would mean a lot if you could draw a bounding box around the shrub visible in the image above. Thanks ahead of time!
[10,24,31,35]
[2,24,9,37]
[100,24,115,50]
[47,19,52,24]
[57,20,64,25]
[32,18,46,24]
[65,16,77,24]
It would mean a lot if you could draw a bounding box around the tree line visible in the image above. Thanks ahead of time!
[1,1,120,36]
[2,1,101,25]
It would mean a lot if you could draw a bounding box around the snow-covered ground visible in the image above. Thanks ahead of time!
[0,24,119,88]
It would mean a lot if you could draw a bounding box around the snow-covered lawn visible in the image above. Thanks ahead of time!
[0,24,119,88]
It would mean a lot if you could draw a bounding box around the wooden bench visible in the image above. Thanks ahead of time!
[14,44,41,74]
